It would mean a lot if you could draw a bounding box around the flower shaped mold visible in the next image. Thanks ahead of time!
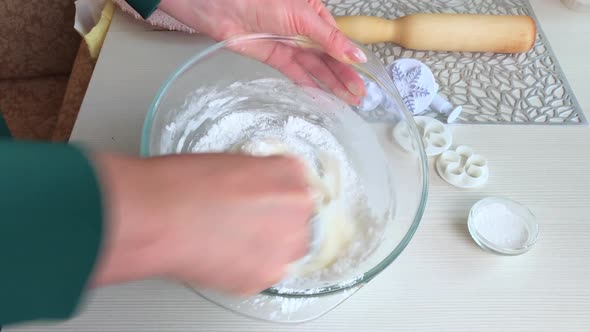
[436,145,489,188]
[394,116,452,156]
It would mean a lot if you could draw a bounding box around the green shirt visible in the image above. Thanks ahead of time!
[0,114,103,326]
[0,0,161,326]
[0,139,103,326]
[124,0,161,19]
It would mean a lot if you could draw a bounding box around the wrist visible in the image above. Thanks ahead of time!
[90,153,167,286]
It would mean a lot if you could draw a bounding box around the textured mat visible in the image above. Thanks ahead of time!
[326,0,587,125]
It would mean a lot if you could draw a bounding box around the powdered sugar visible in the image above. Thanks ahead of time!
[160,79,386,293]
[189,112,360,205]
[472,203,530,249]
[182,111,379,284]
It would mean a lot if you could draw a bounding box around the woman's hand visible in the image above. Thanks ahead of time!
[159,0,366,105]
[92,153,314,295]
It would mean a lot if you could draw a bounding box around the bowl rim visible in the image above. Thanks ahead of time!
[140,33,429,297]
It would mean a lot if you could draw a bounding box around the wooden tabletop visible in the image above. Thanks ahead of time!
[9,0,590,331]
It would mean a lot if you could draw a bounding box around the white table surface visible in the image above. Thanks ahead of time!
[9,1,590,331]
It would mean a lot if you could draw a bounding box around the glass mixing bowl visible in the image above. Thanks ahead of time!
[141,34,428,323]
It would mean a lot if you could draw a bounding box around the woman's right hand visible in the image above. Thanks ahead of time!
[92,153,314,295]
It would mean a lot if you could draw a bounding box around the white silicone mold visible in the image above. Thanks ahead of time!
[436,145,489,188]
[430,93,463,124]
[358,75,384,112]
[393,116,453,156]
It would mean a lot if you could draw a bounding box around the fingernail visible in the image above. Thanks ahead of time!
[335,89,361,106]
[334,88,351,101]
[347,82,366,97]
[350,96,361,106]
[345,46,367,64]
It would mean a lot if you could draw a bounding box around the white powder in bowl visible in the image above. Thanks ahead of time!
[160,79,388,293]
[187,113,382,282]
[472,202,530,249]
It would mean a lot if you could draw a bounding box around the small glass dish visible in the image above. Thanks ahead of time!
[468,197,539,255]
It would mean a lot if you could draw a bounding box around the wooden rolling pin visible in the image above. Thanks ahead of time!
[335,14,537,53]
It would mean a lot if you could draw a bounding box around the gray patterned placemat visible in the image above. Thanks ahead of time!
[326,0,587,125]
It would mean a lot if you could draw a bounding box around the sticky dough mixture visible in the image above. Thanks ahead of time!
[192,117,362,278]
[234,138,355,276]
[160,79,384,285]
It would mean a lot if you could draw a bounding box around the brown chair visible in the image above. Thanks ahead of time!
[0,0,95,141]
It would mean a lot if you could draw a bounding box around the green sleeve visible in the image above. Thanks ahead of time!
[125,0,161,19]
[0,140,104,326]
[0,113,9,138]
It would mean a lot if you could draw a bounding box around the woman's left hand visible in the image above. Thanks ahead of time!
[159,0,366,105]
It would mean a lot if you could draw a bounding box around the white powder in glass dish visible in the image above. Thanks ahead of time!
[472,203,529,249]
